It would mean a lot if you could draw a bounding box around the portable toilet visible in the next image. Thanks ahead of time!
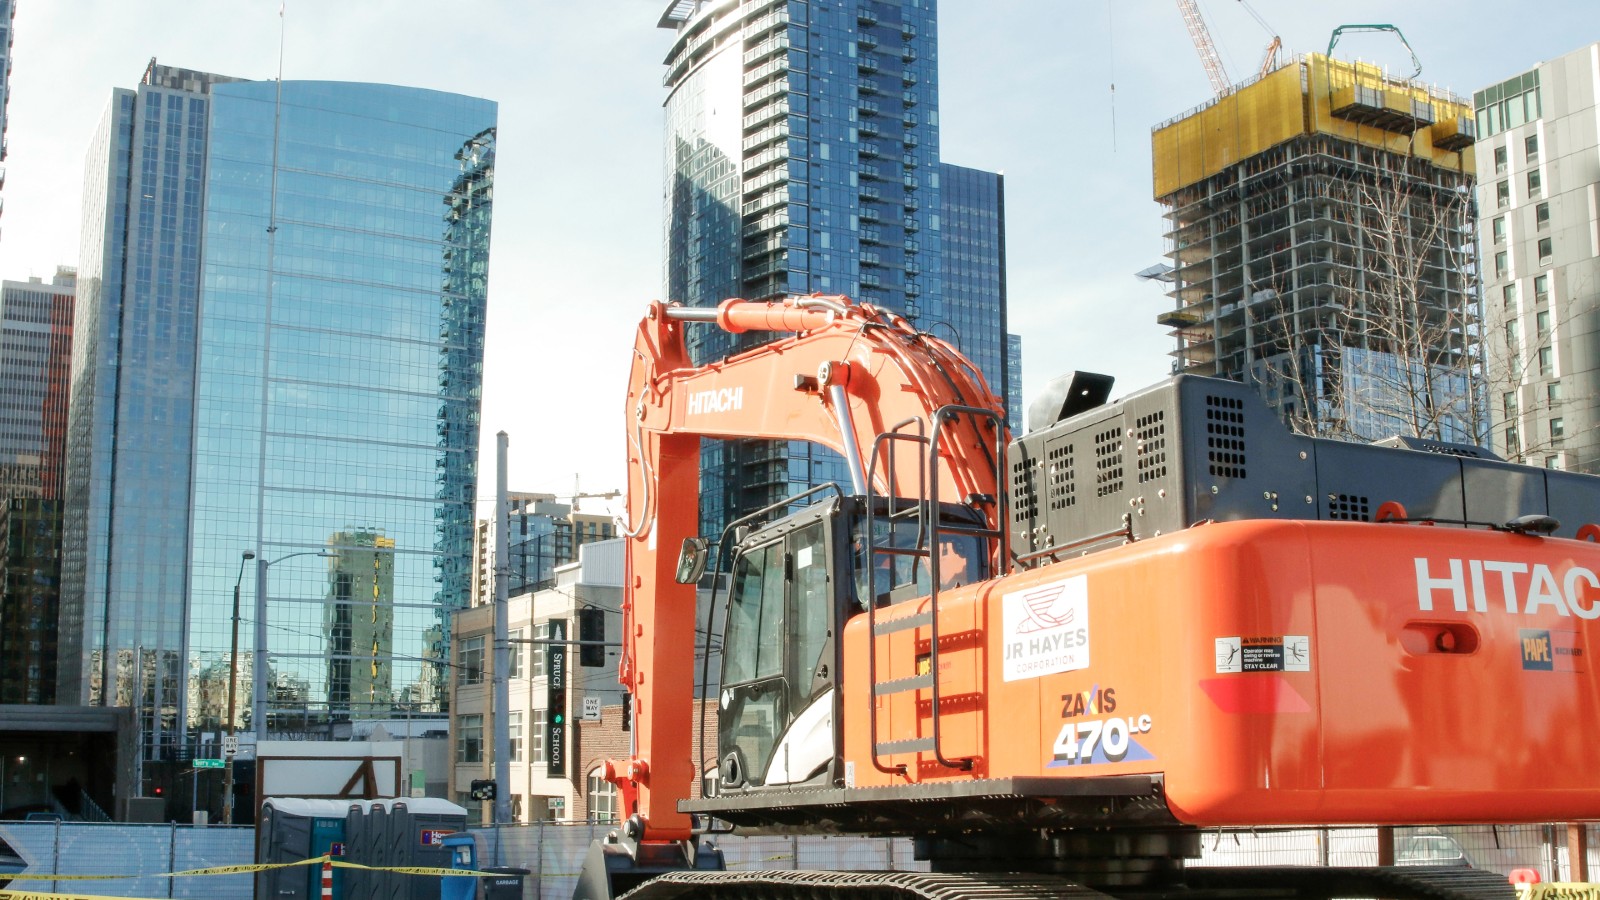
[256,799,350,900]
[369,800,394,900]
[340,801,371,900]
[398,798,468,900]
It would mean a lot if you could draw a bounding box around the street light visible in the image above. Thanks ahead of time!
[222,550,255,826]
[252,550,337,748]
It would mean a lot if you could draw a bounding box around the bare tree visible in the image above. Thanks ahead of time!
[1243,149,1482,446]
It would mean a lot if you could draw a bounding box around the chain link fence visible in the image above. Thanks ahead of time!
[3,820,1596,900]
[0,821,253,900]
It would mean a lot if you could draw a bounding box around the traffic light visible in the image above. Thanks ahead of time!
[469,779,496,801]
[621,691,632,732]
[577,607,605,667]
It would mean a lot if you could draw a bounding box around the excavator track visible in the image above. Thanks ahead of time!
[614,866,1515,900]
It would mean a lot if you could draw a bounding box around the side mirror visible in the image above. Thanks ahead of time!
[675,537,710,584]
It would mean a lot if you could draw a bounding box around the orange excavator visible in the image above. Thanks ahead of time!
[575,294,1600,899]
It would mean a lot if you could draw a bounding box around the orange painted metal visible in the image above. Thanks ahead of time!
[842,519,1600,824]
[613,296,1006,841]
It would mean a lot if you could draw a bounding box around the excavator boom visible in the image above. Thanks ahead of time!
[611,295,1005,841]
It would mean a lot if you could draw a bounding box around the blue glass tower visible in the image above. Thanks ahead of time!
[60,63,496,769]
[61,65,244,759]
[190,81,495,733]
[938,163,1018,432]
[660,0,1015,538]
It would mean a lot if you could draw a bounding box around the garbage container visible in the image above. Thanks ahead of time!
[479,867,529,900]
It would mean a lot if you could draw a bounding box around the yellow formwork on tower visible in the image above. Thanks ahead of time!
[1152,53,1476,199]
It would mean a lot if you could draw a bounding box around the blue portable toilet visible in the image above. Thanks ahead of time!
[439,835,477,900]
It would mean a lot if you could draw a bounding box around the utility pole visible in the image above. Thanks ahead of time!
[223,551,255,825]
[492,432,513,824]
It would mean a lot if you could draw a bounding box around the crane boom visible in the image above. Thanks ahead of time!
[1174,0,1232,96]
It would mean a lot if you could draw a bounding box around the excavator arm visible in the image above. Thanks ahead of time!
[608,295,1007,842]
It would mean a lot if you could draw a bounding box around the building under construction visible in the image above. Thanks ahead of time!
[1150,54,1481,442]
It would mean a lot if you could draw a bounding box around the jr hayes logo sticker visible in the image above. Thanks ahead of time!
[1048,685,1155,767]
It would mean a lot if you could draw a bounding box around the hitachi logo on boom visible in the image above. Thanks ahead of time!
[1415,557,1600,618]
[686,387,743,415]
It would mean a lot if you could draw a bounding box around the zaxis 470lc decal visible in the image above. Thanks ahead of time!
[1048,685,1155,767]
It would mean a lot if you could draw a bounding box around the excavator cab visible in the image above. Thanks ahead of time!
[711,494,990,794]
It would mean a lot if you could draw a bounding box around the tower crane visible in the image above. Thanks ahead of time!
[1238,0,1281,78]
[569,474,621,513]
[1174,0,1232,96]
[1175,0,1285,97]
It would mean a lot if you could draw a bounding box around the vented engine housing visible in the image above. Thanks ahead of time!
[1007,375,1600,563]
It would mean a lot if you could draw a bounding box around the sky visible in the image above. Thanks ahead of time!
[0,0,1593,520]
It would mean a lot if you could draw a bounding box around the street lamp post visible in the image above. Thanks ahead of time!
[222,551,256,825]
[252,550,337,751]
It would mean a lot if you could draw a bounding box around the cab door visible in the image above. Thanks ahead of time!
[717,521,834,789]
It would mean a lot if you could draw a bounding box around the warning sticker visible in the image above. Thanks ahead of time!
[1215,636,1309,673]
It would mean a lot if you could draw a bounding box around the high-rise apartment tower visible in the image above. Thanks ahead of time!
[659,0,1017,537]
[1475,42,1600,474]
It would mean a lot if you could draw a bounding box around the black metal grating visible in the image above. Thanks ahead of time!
[1205,394,1247,478]
[1135,410,1167,484]
[1328,493,1371,521]
[1094,426,1124,498]
[1047,440,1075,510]
[1010,457,1037,524]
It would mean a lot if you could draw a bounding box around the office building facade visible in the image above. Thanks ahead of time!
[60,65,244,759]
[1152,55,1480,444]
[0,268,75,704]
[469,493,619,606]
[61,63,496,769]
[659,0,1015,537]
[1475,43,1600,474]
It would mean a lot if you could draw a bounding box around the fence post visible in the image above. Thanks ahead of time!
[51,818,60,895]
[169,821,178,898]
[1567,824,1589,881]
[533,821,543,900]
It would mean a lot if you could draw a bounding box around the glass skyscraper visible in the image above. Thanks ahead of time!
[659,0,1017,538]
[190,81,495,735]
[938,163,1019,432]
[61,65,242,759]
[60,63,496,772]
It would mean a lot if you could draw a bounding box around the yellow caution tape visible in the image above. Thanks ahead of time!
[1525,885,1600,900]
[325,861,499,877]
